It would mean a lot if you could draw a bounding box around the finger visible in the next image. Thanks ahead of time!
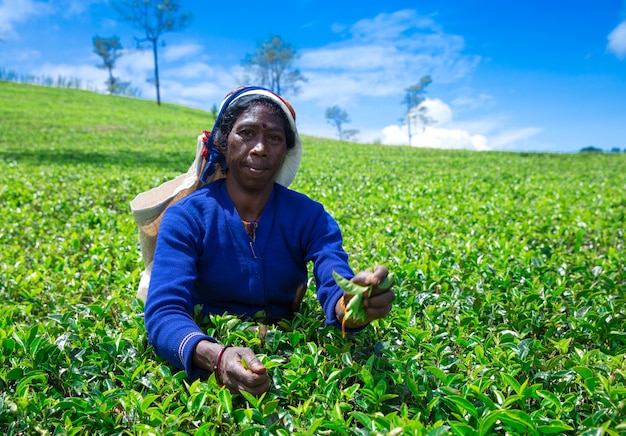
[370,268,394,296]
[366,289,396,308]
[227,369,270,395]
[237,377,271,396]
[351,266,389,288]
[234,365,271,393]
[365,301,393,320]
[236,368,270,387]
[226,360,270,394]
[350,271,372,287]
[244,355,267,375]
[364,290,395,319]
[370,265,389,286]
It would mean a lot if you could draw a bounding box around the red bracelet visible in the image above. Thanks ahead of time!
[214,345,231,385]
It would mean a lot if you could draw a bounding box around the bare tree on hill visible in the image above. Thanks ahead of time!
[242,35,307,97]
[402,75,433,145]
[325,105,359,141]
[93,35,124,94]
[112,0,192,105]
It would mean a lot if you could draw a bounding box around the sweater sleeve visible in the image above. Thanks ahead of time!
[303,203,366,332]
[144,201,216,379]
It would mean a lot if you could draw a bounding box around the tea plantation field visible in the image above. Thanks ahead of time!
[1,81,625,435]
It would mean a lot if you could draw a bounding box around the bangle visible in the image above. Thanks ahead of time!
[214,345,231,385]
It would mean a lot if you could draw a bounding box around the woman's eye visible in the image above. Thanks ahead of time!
[240,129,254,138]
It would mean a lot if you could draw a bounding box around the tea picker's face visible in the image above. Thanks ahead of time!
[225,104,287,193]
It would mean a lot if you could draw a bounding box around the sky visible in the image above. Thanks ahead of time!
[1,0,625,153]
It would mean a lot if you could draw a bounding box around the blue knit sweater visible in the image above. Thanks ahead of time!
[144,179,354,377]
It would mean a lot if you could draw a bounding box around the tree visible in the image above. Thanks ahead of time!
[242,35,307,97]
[325,105,359,141]
[210,103,218,120]
[112,0,192,105]
[580,146,603,153]
[93,35,124,94]
[402,75,433,144]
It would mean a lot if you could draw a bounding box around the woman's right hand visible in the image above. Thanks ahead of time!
[193,340,270,396]
[218,346,270,395]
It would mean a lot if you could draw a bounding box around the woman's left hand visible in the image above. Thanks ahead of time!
[337,265,396,327]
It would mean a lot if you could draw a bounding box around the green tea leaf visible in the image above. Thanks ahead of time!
[378,272,395,290]
[333,270,372,328]
[536,421,574,434]
[332,271,370,295]
[443,395,478,419]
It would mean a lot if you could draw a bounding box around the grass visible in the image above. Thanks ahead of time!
[1,81,625,435]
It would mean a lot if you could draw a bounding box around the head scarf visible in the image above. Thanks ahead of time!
[200,85,302,187]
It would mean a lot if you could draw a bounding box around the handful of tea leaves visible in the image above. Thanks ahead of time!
[332,271,395,336]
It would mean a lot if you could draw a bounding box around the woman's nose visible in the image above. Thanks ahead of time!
[250,137,267,154]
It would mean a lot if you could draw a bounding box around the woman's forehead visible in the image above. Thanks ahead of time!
[236,105,285,129]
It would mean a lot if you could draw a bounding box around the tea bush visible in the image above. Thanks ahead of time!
[1,81,625,435]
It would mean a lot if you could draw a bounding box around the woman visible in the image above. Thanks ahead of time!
[145,86,395,395]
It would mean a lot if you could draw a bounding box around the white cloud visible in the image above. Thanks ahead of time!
[298,8,480,105]
[377,98,542,151]
[451,93,494,111]
[166,62,216,80]
[379,98,489,151]
[297,70,398,103]
[161,71,238,108]
[489,127,543,149]
[607,20,626,59]
[348,9,440,42]
[381,124,489,151]
[300,45,395,71]
[0,0,51,39]
[451,118,500,136]
[114,46,239,106]
[118,48,154,72]
[58,0,107,16]
[9,48,43,63]
[33,62,107,91]
[162,43,204,63]
[0,0,107,39]
[419,98,453,124]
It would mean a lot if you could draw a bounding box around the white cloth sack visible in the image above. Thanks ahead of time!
[130,134,221,302]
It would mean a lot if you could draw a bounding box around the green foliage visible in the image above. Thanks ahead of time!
[1,81,626,434]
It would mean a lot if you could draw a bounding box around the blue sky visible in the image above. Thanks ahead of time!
[1,0,625,152]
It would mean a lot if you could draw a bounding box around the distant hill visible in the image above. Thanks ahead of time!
[0,80,215,160]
